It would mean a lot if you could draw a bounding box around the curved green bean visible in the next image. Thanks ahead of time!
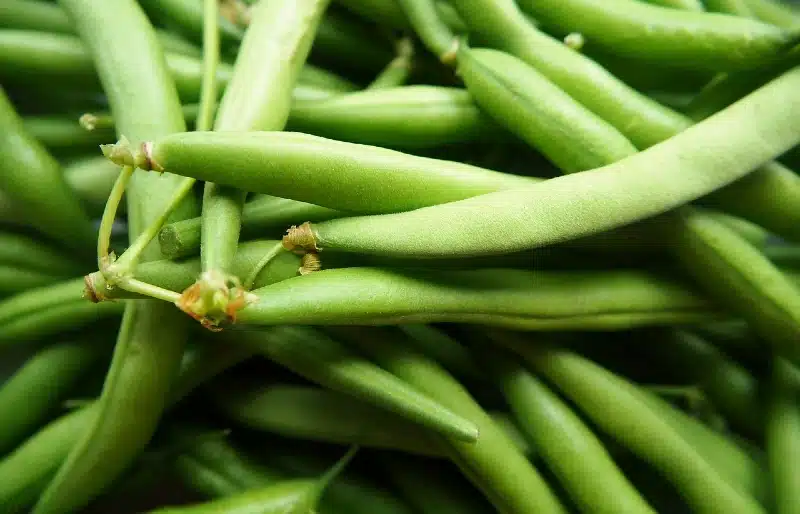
[235,267,722,330]
[219,326,478,441]
[211,382,445,457]
[398,324,482,381]
[746,0,800,28]
[284,65,800,258]
[484,348,656,514]
[137,0,244,47]
[518,0,794,71]
[496,335,764,514]
[0,266,69,295]
[334,326,567,514]
[0,88,95,254]
[105,131,541,214]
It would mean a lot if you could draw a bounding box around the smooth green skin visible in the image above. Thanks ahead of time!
[398,324,482,381]
[174,455,244,499]
[664,207,800,365]
[201,0,329,276]
[643,0,705,10]
[220,326,478,441]
[519,0,792,71]
[62,156,126,217]
[160,195,343,259]
[211,383,445,457]
[456,44,800,368]
[498,338,765,514]
[0,337,107,455]
[704,0,755,16]
[138,0,244,47]
[0,339,253,513]
[457,47,639,174]
[766,358,800,514]
[484,348,656,514]
[634,386,768,504]
[0,88,95,254]
[652,329,763,438]
[306,65,800,258]
[287,86,497,149]
[451,0,800,244]
[33,1,199,513]
[336,326,567,514]
[334,0,464,31]
[88,240,301,301]
[136,131,540,214]
[0,278,105,333]
[238,267,721,330]
[296,63,359,93]
[0,300,123,347]
[381,455,493,514]
[396,0,456,58]
[0,0,74,33]
[0,232,81,277]
[746,0,800,28]
[263,448,416,514]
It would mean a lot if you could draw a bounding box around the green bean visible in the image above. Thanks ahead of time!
[521,0,794,71]
[197,0,329,317]
[382,455,493,514]
[21,116,116,152]
[148,446,356,514]
[0,266,67,295]
[297,63,360,93]
[235,267,722,330]
[334,0,464,31]
[456,46,639,173]
[0,300,123,347]
[702,211,771,248]
[31,0,200,511]
[218,326,478,441]
[312,8,395,76]
[0,190,24,228]
[642,0,705,10]
[260,445,416,514]
[287,86,497,149]
[138,0,244,47]
[210,382,445,457]
[483,347,657,514]
[284,65,800,259]
[0,87,95,254]
[366,41,414,89]
[634,386,769,504]
[397,0,457,60]
[0,0,74,34]
[160,195,342,259]
[397,324,482,381]
[155,30,203,58]
[704,0,755,16]
[494,334,765,514]
[653,329,763,438]
[334,325,567,514]
[0,336,108,455]
[0,338,255,512]
[174,455,243,498]
[746,0,800,28]
[105,131,541,214]
[766,357,800,514]
[488,411,533,457]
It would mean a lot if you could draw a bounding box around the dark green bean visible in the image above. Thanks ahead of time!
[218,326,478,441]
[0,336,108,455]
[235,267,722,330]
[62,156,126,217]
[483,347,656,514]
[494,333,765,514]
[746,0,800,28]
[704,0,755,16]
[766,357,800,514]
[397,324,482,381]
[0,267,68,295]
[0,87,95,254]
[0,0,74,33]
[0,231,84,275]
[0,338,255,512]
[210,382,445,457]
[333,326,567,514]
[173,455,242,499]
[137,0,244,47]
[21,116,116,152]
[311,7,395,76]
[650,328,763,438]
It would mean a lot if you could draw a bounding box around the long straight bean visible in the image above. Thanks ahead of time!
[766,358,800,514]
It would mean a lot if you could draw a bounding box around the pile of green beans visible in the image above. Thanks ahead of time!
[3,0,800,512]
